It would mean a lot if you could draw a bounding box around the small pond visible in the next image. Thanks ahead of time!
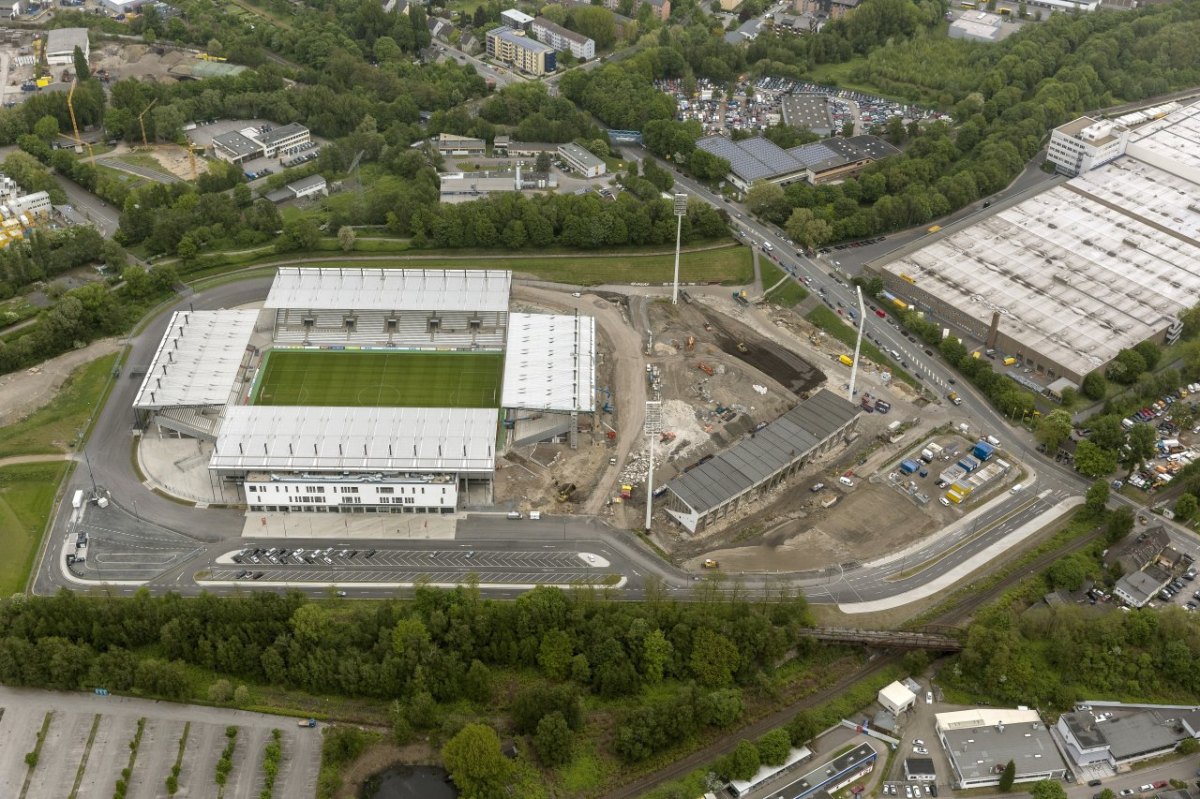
[361,764,458,799]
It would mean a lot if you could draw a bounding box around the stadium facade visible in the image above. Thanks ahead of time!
[133,267,596,515]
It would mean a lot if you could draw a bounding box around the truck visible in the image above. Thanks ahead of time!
[72,489,84,509]
[947,391,962,406]
[927,225,941,233]
[920,448,935,463]
[972,441,995,461]
[899,459,920,475]
[620,484,633,500]
[839,354,853,366]
[298,718,317,728]
[732,289,749,305]
[1002,356,1017,366]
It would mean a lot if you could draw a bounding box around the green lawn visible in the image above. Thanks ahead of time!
[760,260,809,307]
[0,462,69,595]
[0,353,118,459]
[252,350,505,408]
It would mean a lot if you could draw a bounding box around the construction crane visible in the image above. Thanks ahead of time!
[137,98,158,148]
[66,79,94,164]
[187,143,205,179]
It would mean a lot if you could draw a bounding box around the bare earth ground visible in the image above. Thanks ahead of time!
[0,338,120,427]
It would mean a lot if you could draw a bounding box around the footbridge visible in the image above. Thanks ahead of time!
[800,627,964,651]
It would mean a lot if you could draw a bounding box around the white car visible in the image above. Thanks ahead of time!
[914,739,925,746]
[914,746,929,755]
[926,691,933,704]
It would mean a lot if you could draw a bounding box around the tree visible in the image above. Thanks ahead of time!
[998,759,1016,791]
[1175,493,1197,523]
[1029,779,1067,799]
[441,723,513,799]
[746,180,786,220]
[276,218,319,253]
[1073,440,1117,478]
[1107,348,1147,385]
[534,711,572,766]
[1047,555,1087,591]
[1125,423,1157,469]
[535,151,552,173]
[641,628,672,683]
[690,628,739,687]
[1081,371,1107,401]
[207,678,233,704]
[538,629,574,680]
[337,225,356,252]
[727,740,760,781]
[464,659,492,703]
[756,728,791,766]
[1085,480,1109,514]
[73,45,90,81]
[1035,410,1072,454]
[233,685,249,706]
[1105,506,1134,544]
[1178,737,1199,755]
[101,240,128,271]
[33,115,59,142]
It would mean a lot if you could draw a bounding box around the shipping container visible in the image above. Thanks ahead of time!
[900,459,920,475]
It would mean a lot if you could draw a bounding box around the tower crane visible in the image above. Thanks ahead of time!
[137,98,158,148]
[66,79,94,164]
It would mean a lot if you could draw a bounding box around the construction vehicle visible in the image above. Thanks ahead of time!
[620,484,632,500]
[947,392,962,406]
[736,342,748,353]
[702,559,719,569]
[297,718,317,728]
[839,354,853,366]
[732,289,749,305]
[686,335,695,351]
[198,53,228,62]
[697,362,714,376]
[703,323,713,332]
[60,69,72,82]
[927,225,941,233]
[36,76,52,88]
[557,483,577,502]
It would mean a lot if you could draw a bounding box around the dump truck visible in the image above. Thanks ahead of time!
[839,354,853,366]
[732,289,749,305]
[702,559,719,568]
[298,718,317,728]
[697,361,714,376]
[947,392,962,406]
[620,484,632,500]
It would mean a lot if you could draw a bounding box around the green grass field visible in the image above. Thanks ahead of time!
[252,350,504,408]
[0,462,69,595]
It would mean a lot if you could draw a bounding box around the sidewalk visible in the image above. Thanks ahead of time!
[241,511,459,540]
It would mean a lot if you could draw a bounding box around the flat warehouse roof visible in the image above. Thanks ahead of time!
[211,406,497,473]
[883,182,1200,377]
[942,720,1066,780]
[46,27,88,55]
[133,310,258,410]
[265,267,512,312]
[1069,156,1200,243]
[502,313,595,412]
[667,389,859,514]
[1128,101,1200,174]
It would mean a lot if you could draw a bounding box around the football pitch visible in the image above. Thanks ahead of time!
[251,350,505,408]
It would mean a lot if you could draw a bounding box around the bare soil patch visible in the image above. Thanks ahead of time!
[0,338,120,427]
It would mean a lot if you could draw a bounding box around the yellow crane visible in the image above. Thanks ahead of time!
[137,98,158,148]
[66,79,94,164]
[187,143,205,179]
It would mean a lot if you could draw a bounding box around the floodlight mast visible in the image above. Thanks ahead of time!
[848,285,865,401]
[671,193,688,304]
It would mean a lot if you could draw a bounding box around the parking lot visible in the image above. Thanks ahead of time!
[184,118,324,182]
[204,545,614,586]
[0,686,320,798]
[67,503,207,582]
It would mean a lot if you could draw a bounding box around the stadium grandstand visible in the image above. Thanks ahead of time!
[501,312,596,447]
[132,310,261,441]
[267,266,511,350]
[132,267,598,515]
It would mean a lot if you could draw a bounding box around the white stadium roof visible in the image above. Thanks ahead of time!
[264,267,512,312]
[133,310,257,410]
[210,406,497,473]
[501,313,596,412]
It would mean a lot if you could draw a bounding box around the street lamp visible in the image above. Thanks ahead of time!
[671,193,688,305]
[644,400,663,531]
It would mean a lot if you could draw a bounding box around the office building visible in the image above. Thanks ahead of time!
[557,142,606,177]
[936,708,1067,789]
[486,26,556,75]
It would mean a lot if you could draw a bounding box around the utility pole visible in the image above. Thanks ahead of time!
[644,400,662,531]
[671,193,687,304]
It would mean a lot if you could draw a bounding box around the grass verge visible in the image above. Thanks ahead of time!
[760,260,808,307]
[0,462,71,595]
[0,353,119,459]
[69,714,102,799]
[806,306,919,390]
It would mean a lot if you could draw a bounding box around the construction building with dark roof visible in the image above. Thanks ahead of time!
[664,389,860,533]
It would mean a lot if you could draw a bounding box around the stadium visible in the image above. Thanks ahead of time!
[132,267,596,514]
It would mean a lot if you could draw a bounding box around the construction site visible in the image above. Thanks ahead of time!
[492,281,999,575]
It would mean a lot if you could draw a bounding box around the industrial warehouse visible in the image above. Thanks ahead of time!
[132,267,596,514]
[875,102,1200,385]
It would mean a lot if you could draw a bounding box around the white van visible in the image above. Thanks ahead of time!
[506,511,522,520]
[529,511,541,520]
[838,476,854,487]
[985,435,1000,446]
[1010,483,1023,494]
